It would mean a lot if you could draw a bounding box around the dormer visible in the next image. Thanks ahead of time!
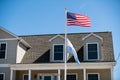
[82,33,103,61]
[49,35,65,62]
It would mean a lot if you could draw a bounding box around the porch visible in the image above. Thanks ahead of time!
[10,62,115,80]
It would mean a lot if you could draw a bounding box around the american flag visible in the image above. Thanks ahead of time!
[67,12,91,27]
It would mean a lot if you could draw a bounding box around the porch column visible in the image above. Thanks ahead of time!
[111,67,114,80]
[58,69,60,80]
[10,69,13,80]
[83,68,86,80]
[28,69,31,80]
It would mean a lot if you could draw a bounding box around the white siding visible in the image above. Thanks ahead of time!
[16,43,26,63]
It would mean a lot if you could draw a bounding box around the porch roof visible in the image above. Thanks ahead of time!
[10,62,115,70]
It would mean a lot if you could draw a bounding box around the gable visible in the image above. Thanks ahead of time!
[51,36,65,44]
[49,34,64,42]
[83,35,102,43]
[0,27,17,39]
[82,33,103,43]
[49,34,65,44]
[0,27,31,49]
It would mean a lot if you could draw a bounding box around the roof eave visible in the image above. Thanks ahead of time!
[18,38,31,49]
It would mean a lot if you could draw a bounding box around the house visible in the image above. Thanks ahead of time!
[0,27,116,80]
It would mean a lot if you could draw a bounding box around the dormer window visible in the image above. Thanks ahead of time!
[86,43,99,60]
[49,35,65,62]
[0,42,7,59]
[53,44,64,61]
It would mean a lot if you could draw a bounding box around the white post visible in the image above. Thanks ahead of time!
[10,69,13,80]
[28,69,31,80]
[84,68,86,80]
[64,8,68,80]
[111,67,114,80]
[58,69,60,80]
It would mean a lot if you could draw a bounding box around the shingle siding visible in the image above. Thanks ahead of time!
[99,32,115,61]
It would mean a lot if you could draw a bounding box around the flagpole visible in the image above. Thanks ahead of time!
[64,8,68,80]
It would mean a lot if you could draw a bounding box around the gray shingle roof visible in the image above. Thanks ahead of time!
[20,32,115,64]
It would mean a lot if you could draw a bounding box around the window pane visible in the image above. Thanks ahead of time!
[0,74,4,80]
[88,44,98,59]
[0,43,6,59]
[88,44,97,51]
[54,53,63,60]
[44,76,51,80]
[54,45,63,52]
[0,51,5,58]
[67,75,76,80]
[53,76,57,80]
[88,74,98,80]
[0,44,6,50]
[39,76,42,80]
[24,75,28,80]
[54,45,63,60]
[88,52,97,59]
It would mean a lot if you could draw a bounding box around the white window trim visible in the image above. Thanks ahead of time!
[52,44,64,62]
[23,74,28,80]
[37,73,58,80]
[0,42,7,59]
[67,73,78,80]
[87,73,100,80]
[49,35,64,42]
[82,33,103,42]
[86,42,99,61]
[0,73,5,80]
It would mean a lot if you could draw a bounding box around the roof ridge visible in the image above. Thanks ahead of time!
[19,31,111,37]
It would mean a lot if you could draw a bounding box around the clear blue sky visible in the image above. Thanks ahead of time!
[0,0,120,80]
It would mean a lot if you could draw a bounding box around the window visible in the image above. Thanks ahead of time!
[23,74,28,80]
[44,76,51,80]
[53,76,57,80]
[38,75,57,80]
[53,44,64,61]
[87,43,99,60]
[67,74,76,80]
[0,43,7,59]
[38,76,42,80]
[88,73,99,80]
[0,73,5,80]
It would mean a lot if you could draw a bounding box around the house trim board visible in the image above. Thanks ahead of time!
[10,62,115,70]
[0,64,10,67]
